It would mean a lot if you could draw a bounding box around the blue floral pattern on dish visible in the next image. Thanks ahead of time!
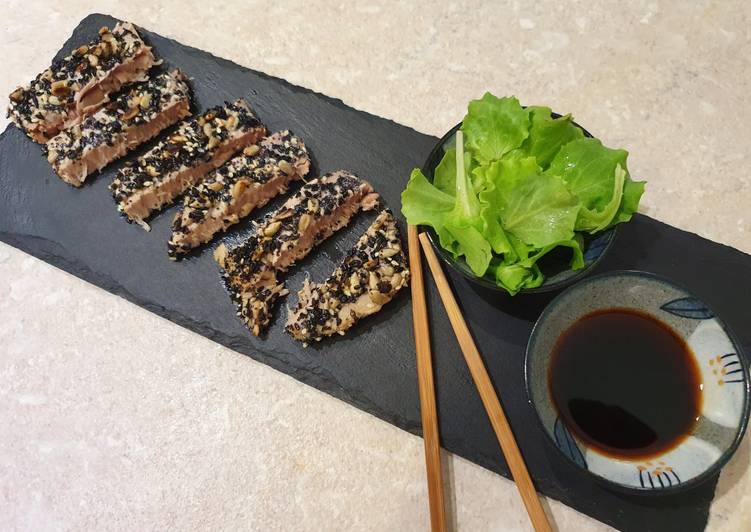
[709,353,746,385]
[583,230,614,264]
[553,417,587,469]
[637,462,681,488]
[660,297,715,319]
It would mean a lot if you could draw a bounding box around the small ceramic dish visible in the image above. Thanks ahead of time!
[421,119,616,295]
[525,270,750,493]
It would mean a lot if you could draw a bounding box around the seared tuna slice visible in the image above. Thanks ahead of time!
[285,210,409,343]
[46,70,191,186]
[168,130,310,258]
[110,99,266,229]
[214,171,379,336]
[8,22,156,143]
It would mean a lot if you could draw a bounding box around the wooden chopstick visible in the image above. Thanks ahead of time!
[408,225,448,532]
[418,232,552,532]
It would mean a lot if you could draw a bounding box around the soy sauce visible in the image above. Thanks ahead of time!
[548,308,702,460]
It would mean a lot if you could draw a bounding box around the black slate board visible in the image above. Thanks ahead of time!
[2,14,749,531]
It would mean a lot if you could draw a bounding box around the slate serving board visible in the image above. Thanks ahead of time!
[2,14,749,531]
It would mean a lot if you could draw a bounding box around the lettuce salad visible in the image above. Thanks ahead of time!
[401,94,645,294]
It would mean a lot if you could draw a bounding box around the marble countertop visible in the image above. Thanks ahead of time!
[1,1,749,530]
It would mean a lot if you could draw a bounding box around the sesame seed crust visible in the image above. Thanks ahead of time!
[110,99,266,228]
[168,130,311,258]
[285,210,409,344]
[7,22,156,143]
[215,171,379,336]
[45,70,192,186]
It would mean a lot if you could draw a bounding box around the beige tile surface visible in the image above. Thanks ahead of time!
[1,1,749,530]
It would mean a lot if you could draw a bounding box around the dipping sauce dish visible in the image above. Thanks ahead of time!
[525,271,750,493]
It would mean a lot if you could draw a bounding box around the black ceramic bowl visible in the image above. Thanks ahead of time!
[420,117,617,295]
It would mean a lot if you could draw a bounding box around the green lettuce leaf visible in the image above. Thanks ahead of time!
[547,137,627,209]
[401,93,645,296]
[497,172,580,248]
[449,132,481,225]
[432,150,456,195]
[489,235,584,294]
[521,106,584,169]
[470,166,487,193]
[574,164,626,232]
[513,235,584,270]
[433,148,475,196]
[479,201,513,256]
[400,168,457,252]
[445,220,493,276]
[402,135,494,276]
[446,132,493,275]
[490,261,544,295]
[556,236,585,270]
[546,137,632,232]
[612,173,646,225]
[461,94,530,163]
[476,155,539,254]
[477,154,540,206]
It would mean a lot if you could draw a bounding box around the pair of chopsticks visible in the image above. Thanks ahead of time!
[408,225,552,532]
